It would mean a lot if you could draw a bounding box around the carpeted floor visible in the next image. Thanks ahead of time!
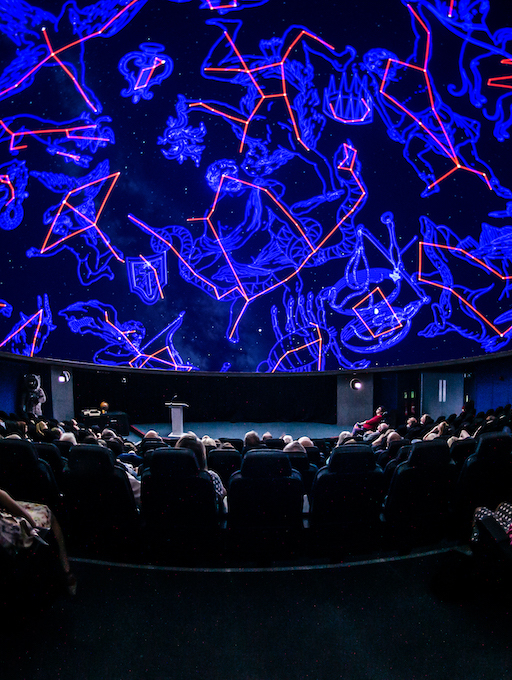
[2,548,510,680]
[131,421,347,441]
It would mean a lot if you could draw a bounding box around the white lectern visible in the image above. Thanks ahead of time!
[165,401,189,436]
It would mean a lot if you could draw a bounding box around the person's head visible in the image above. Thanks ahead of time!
[337,431,353,446]
[386,431,401,444]
[283,440,306,453]
[407,417,417,428]
[281,434,293,445]
[143,429,162,441]
[376,406,385,417]
[420,413,433,425]
[244,430,260,449]
[60,431,77,445]
[377,422,389,434]
[176,432,206,469]
[261,431,273,441]
[101,428,117,441]
[201,435,217,450]
[298,436,314,448]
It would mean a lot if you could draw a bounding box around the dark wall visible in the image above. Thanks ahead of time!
[3,352,512,426]
[72,368,338,424]
[0,356,53,419]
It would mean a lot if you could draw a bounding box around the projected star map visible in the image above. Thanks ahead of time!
[1,0,512,372]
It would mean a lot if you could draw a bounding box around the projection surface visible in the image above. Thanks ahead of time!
[1,0,512,372]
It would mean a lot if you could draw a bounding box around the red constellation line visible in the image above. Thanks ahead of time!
[0,0,142,111]
[190,27,334,153]
[380,3,492,193]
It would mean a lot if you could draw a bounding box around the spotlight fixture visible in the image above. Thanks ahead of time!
[350,378,362,391]
[58,370,71,384]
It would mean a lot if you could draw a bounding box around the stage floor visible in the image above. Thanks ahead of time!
[131,421,347,441]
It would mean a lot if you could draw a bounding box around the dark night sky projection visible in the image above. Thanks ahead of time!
[1,0,512,373]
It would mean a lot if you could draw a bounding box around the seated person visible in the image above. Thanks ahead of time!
[175,432,226,506]
[471,502,512,544]
[363,422,389,444]
[242,430,267,455]
[422,421,450,441]
[352,406,386,437]
[0,488,76,595]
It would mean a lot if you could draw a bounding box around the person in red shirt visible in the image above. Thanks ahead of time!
[352,406,386,437]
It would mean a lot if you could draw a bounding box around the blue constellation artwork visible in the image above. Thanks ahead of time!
[0,0,511,371]
[119,42,173,104]
[59,299,198,369]
[126,252,167,304]
[26,160,124,285]
[0,159,29,231]
[158,95,207,166]
[0,294,55,356]
[0,112,115,168]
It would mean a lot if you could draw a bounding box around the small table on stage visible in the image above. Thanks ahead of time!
[165,402,189,437]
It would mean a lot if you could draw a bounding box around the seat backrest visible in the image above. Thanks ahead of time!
[304,446,324,468]
[456,433,512,523]
[328,446,376,473]
[207,449,242,487]
[141,448,218,532]
[0,438,60,509]
[148,447,200,476]
[228,451,304,525]
[310,446,384,526]
[475,432,512,460]
[218,438,244,453]
[383,440,456,526]
[67,444,116,477]
[62,444,138,538]
[450,438,477,468]
[407,439,451,467]
[33,441,66,480]
[262,438,285,450]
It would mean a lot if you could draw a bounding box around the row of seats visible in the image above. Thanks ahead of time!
[1,432,512,556]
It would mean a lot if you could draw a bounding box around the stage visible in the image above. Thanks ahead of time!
[130,421,347,441]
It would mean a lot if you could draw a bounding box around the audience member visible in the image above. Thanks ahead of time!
[175,432,226,505]
[0,488,76,595]
[352,406,386,437]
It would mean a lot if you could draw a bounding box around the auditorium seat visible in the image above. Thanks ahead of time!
[0,438,61,512]
[455,432,512,533]
[450,438,477,470]
[141,448,219,544]
[207,448,242,488]
[61,444,140,550]
[382,439,457,539]
[227,451,304,529]
[283,450,318,496]
[309,445,384,536]
[304,446,325,469]
[33,441,67,485]
[219,437,244,453]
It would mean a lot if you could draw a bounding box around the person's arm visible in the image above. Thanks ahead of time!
[0,489,37,527]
